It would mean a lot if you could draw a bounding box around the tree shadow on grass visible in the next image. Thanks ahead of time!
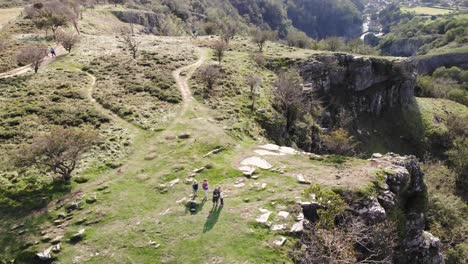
[203,205,223,233]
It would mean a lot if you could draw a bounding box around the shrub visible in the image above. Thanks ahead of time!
[287,31,312,48]
[203,22,218,35]
[198,64,221,96]
[322,128,357,156]
[304,184,347,229]
[253,53,266,67]
[319,37,345,51]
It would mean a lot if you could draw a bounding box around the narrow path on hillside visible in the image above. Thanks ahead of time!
[82,71,141,135]
[172,48,208,113]
[0,46,66,79]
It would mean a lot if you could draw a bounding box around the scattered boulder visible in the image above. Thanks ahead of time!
[238,166,256,177]
[258,144,280,151]
[290,221,304,233]
[356,197,386,223]
[168,178,180,187]
[85,194,97,204]
[274,236,287,246]
[296,174,311,184]
[176,197,187,204]
[256,209,271,223]
[372,153,383,158]
[51,236,63,244]
[65,201,79,212]
[271,224,286,231]
[254,149,284,156]
[96,185,109,191]
[296,212,304,222]
[144,153,158,160]
[70,229,85,243]
[278,211,290,219]
[36,246,53,261]
[41,235,52,243]
[177,133,191,139]
[10,223,24,231]
[203,147,224,157]
[240,157,272,170]
[279,146,297,155]
[193,167,205,174]
[51,243,61,253]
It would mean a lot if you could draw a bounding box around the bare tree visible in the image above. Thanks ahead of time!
[251,29,276,52]
[120,27,140,59]
[33,11,69,39]
[57,30,80,53]
[67,0,81,34]
[15,127,99,182]
[16,45,48,73]
[273,70,304,137]
[198,64,221,96]
[212,40,228,64]
[220,21,238,44]
[246,75,262,111]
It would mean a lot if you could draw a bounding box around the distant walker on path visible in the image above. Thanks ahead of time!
[50,47,56,57]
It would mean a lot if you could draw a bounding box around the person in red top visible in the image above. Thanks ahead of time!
[202,180,209,200]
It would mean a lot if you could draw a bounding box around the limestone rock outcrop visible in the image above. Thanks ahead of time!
[296,54,416,116]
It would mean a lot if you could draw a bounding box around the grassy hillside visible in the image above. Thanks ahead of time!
[401,6,455,16]
[0,3,467,263]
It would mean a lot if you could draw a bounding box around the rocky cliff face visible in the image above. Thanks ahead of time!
[296,54,416,116]
[297,154,444,263]
[357,154,444,263]
[411,51,468,75]
[112,11,160,34]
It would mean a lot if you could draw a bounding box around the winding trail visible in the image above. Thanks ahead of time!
[0,46,66,79]
[82,71,141,135]
[172,48,208,113]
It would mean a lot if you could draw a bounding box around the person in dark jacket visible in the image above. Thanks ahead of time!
[212,187,220,207]
[192,180,199,197]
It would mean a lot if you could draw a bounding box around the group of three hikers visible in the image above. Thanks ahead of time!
[192,180,224,207]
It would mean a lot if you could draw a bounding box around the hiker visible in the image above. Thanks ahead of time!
[202,180,209,200]
[50,47,56,57]
[188,200,198,213]
[219,187,224,206]
[212,187,220,207]
[192,180,199,196]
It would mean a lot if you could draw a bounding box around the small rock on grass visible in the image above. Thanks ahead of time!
[296,174,311,184]
[177,133,191,139]
[274,236,287,246]
[70,229,85,243]
[278,211,290,218]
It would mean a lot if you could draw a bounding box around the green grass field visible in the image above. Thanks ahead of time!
[401,6,454,15]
